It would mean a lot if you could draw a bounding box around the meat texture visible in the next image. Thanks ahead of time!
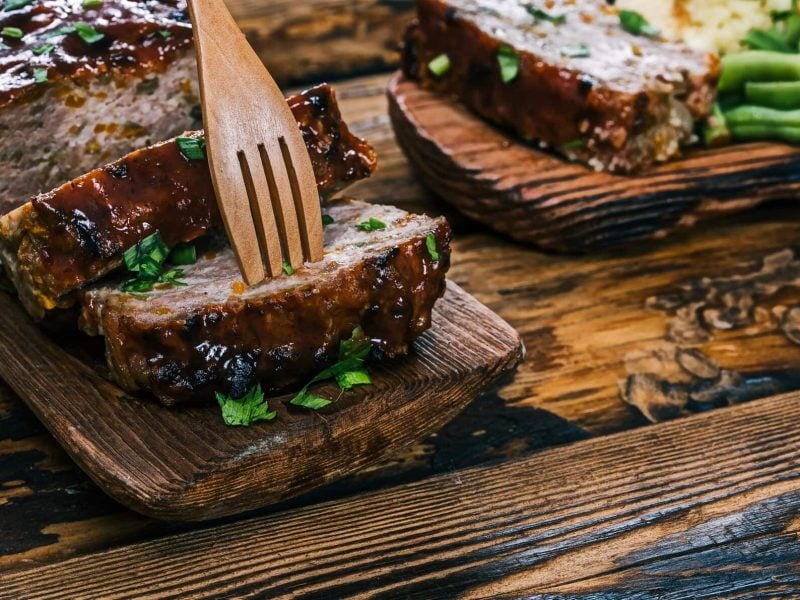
[80,201,452,406]
[0,84,377,318]
[402,0,720,173]
[0,0,199,208]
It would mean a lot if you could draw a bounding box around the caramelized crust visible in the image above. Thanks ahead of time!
[0,84,377,317]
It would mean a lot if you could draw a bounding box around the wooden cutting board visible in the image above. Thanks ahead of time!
[0,281,522,521]
[388,73,800,252]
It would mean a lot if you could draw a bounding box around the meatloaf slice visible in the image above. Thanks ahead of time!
[402,0,720,173]
[0,0,198,209]
[0,84,377,318]
[79,200,451,406]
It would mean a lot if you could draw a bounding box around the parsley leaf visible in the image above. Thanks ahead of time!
[216,385,277,426]
[527,7,566,25]
[497,45,520,83]
[619,10,660,37]
[121,231,189,292]
[176,135,206,160]
[425,233,439,261]
[291,327,373,409]
[322,214,334,226]
[74,22,104,44]
[158,29,171,38]
[357,217,387,232]
[3,0,34,11]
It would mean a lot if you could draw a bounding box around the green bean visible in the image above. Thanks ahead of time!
[718,51,800,93]
[745,81,800,109]
[724,104,800,128]
[729,123,800,144]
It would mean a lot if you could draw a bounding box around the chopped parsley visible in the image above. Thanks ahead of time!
[561,44,590,58]
[32,68,47,84]
[291,327,373,410]
[74,22,104,44]
[158,29,171,38]
[32,43,54,55]
[619,10,660,38]
[428,53,451,77]
[282,260,295,276]
[425,233,439,261]
[1,27,23,39]
[168,243,197,266]
[527,7,566,25]
[81,0,102,7]
[322,214,334,226]
[497,45,520,83]
[217,385,277,427]
[121,231,189,292]
[176,135,206,160]
[357,217,386,232]
[3,0,34,11]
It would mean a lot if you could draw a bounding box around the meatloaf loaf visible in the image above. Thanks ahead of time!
[79,200,451,405]
[402,0,720,173]
[0,83,377,318]
[0,0,200,209]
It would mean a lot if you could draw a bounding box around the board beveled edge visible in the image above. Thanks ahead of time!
[387,72,800,251]
[0,282,524,521]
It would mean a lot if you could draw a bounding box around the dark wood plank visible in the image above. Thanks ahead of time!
[388,73,800,251]
[0,283,522,521]
[3,390,800,598]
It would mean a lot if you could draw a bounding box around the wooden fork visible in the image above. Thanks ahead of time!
[186,0,323,284]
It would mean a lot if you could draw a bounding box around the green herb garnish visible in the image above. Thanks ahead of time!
[74,22,104,44]
[3,0,34,11]
[1,27,23,38]
[357,217,387,232]
[217,384,277,427]
[561,44,590,58]
[497,45,519,83]
[322,214,334,226]
[176,135,206,160]
[291,327,373,410]
[42,25,76,39]
[282,260,295,276]
[425,233,440,261]
[168,243,197,265]
[32,43,54,55]
[158,29,171,38]
[619,10,660,37]
[32,68,47,84]
[428,53,451,76]
[527,7,566,25]
[562,139,585,150]
[121,231,188,292]
[82,0,102,7]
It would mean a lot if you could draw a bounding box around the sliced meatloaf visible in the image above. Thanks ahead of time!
[0,84,377,318]
[79,200,451,406]
[0,0,198,209]
[402,0,720,173]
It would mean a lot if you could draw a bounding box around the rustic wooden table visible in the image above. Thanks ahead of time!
[3,3,800,596]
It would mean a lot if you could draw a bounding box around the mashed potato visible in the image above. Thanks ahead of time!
[616,0,793,54]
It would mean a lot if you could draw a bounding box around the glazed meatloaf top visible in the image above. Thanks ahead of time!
[80,200,452,405]
[0,0,192,109]
[0,83,377,318]
[403,0,720,172]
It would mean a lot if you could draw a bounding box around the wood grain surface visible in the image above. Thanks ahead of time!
[389,74,800,251]
[3,73,800,584]
[0,282,522,521]
[4,389,800,598]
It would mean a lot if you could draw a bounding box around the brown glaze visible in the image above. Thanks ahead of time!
[402,0,719,173]
[0,0,193,108]
[81,206,452,405]
[0,83,377,317]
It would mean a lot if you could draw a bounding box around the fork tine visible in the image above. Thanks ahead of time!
[207,151,266,284]
[239,148,283,278]
[258,143,304,269]
[280,136,324,263]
